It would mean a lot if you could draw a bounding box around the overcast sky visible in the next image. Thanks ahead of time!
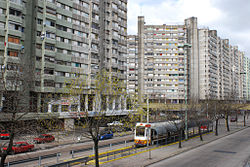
[127,0,250,57]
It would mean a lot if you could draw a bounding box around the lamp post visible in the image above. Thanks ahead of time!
[146,95,151,159]
[240,71,246,126]
[0,65,5,112]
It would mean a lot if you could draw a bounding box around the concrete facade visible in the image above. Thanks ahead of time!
[128,16,248,102]
[0,0,128,113]
[129,16,192,103]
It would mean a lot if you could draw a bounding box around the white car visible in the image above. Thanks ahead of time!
[107,121,123,126]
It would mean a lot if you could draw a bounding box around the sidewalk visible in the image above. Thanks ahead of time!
[92,120,249,167]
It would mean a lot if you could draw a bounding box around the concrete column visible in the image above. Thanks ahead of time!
[106,96,109,111]
[64,118,74,131]
[0,93,3,111]
[124,96,127,110]
[112,98,115,110]
[58,104,62,113]
[93,95,96,112]
[69,104,72,112]
[37,93,41,112]
[48,103,52,113]
[185,17,199,101]
[118,96,121,110]
[85,94,88,112]
[138,16,145,104]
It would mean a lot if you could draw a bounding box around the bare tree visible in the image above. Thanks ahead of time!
[187,100,207,141]
[165,110,185,148]
[66,70,138,167]
[206,100,221,136]
[0,56,37,166]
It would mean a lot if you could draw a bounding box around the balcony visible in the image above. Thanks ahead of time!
[43,74,55,80]
[9,15,22,24]
[55,64,71,72]
[8,29,22,37]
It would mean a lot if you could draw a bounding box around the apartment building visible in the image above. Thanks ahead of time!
[245,56,250,101]
[127,35,137,94]
[128,16,247,103]
[198,29,219,99]
[0,0,127,114]
[199,28,246,100]
[128,16,200,104]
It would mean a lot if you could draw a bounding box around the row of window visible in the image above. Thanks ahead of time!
[8,36,20,44]
[147,27,184,31]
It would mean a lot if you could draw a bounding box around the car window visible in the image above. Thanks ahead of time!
[21,143,27,146]
[14,144,22,147]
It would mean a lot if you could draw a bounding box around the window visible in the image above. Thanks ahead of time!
[45,44,55,51]
[0,22,4,29]
[8,36,20,44]
[61,105,69,112]
[45,19,55,27]
[37,19,42,25]
[10,0,22,5]
[8,22,23,31]
[44,80,55,87]
[0,8,5,14]
[44,68,54,75]
[136,126,145,137]
[46,7,56,16]
[9,8,22,17]
[7,50,18,57]
[56,25,67,31]
[46,31,55,39]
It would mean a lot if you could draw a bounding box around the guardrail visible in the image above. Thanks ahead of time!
[4,139,134,167]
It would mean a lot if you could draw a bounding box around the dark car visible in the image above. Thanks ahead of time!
[230,117,237,122]
[34,134,55,144]
[3,142,34,154]
[99,131,113,140]
[0,130,10,140]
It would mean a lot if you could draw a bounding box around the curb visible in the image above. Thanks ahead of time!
[144,126,249,167]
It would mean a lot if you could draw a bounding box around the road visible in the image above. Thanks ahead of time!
[3,134,133,167]
[149,127,250,167]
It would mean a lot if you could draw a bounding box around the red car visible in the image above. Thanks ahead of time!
[34,134,55,144]
[3,142,34,154]
[0,130,10,140]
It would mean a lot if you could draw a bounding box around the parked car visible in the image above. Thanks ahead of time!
[0,130,10,140]
[3,142,34,154]
[99,131,113,140]
[34,134,55,144]
[230,116,237,122]
[107,121,123,126]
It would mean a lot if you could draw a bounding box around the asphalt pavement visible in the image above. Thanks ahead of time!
[99,118,250,167]
[148,127,250,167]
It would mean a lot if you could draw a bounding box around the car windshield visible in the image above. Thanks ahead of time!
[136,126,145,137]
[13,144,22,147]
[38,135,45,138]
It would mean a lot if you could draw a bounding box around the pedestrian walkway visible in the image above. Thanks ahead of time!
[84,120,249,167]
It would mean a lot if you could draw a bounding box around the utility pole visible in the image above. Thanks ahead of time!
[146,95,151,159]
[147,96,149,123]
[207,102,208,118]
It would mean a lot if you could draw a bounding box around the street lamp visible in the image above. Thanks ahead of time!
[146,94,151,159]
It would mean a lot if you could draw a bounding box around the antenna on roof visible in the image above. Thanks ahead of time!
[140,5,143,15]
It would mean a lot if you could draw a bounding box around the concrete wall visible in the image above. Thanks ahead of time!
[185,17,200,101]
